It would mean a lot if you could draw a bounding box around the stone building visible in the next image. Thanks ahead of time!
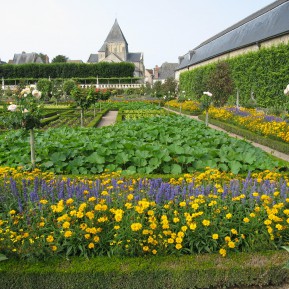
[87,19,145,78]
[176,0,289,80]
[153,62,178,84]
[9,52,49,64]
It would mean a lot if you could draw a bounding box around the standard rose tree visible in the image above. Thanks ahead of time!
[4,85,43,169]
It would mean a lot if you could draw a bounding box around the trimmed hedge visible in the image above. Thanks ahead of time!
[179,42,289,107]
[0,62,135,79]
[87,109,110,127]
[0,251,288,289]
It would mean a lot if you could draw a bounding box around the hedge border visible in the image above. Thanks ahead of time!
[0,251,288,289]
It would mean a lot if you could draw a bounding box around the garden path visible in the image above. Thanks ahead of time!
[97,111,118,128]
[164,107,289,163]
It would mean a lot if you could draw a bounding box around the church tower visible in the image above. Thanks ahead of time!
[98,19,128,62]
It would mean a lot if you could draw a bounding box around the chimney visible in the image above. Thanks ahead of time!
[154,65,159,79]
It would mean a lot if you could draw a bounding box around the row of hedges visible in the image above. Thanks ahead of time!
[179,42,289,107]
[0,251,288,289]
[1,77,141,86]
[0,62,135,79]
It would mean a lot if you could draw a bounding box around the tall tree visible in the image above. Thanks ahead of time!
[51,55,68,63]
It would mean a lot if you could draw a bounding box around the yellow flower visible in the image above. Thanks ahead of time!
[88,197,96,202]
[51,245,57,251]
[62,221,70,229]
[179,201,186,207]
[202,220,210,226]
[88,242,95,249]
[226,213,232,219]
[9,210,16,215]
[276,224,283,231]
[230,229,238,235]
[225,236,231,242]
[64,230,73,238]
[168,238,174,244]
[40,199,48,205]
[127,194,134,201]
[39,222,45,227]
[114,225,120,230]
[46,235,54,243]
[173,217,180,223]
[66,198,74,205]
[143,246,149,252]
[85,234,91,239]
[212,234,219,240]
[130,223,142,231]
[175,243,182,250]
[228,241,235,248]
[264,219,272,225]
[85,211,95,220]
[152,249,157,255]
[219,248,226,257]
[189,223,197,230]
[93,236,100,243]
[243,217,250,223]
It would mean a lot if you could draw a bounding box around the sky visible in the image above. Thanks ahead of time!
[0,0,275,69]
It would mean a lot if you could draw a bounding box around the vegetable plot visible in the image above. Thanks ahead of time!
[0,115,281,174]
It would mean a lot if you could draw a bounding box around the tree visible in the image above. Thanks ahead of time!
[37,79,52,100]
[207,61,234,107]
[63,79,77,98]
[51,55,68,63]
[162,77,177,98]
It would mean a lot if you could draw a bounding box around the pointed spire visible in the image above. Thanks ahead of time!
[104,19,128,44]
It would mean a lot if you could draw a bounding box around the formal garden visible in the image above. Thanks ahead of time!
[1,43,289,288]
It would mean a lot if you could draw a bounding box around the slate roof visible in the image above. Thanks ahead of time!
[12,52,44,64]
[177,0,289,71]
[158,62,178,80]
[87,54,99,63]
[98,19,128,52]
[127,52,142,62]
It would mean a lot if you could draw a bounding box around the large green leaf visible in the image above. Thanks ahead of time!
[86,152,105,164]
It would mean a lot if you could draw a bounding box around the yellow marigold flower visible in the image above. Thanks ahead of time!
[243,217,250,223]
[46,235,54,243]
[152,249,157,255]
[64,230,73,238]
[189,223,197,230]
[51,245,57,251]
[39,199,48,205]
[191,203,199,210]
[9,210,16,215]
[143,246,149,252]
[62,221,70,229]
[181,226,188,232]
[219,248,226,257]
[101,190,109,196]
[127,194,134,201]
[202,220,210,226]
[85,234,91,239]
[77,211,84,218]
[177,231,185,238]
[130,223,142,231]
[175,237,183,244]
[83,190,89,195]
[264,219,272,225]
[179,201,186,207]
[66,198,74,205]
[23,232,29,238]
[88,197,96,202]
[173,217,180,223]
[228,241,235,248]
[175,244,182,250]
[93,236,100,243]
[70,210,77,216]
[225,236,231,242]
[88,242,95,249]
[85,211,95,220]
[212,234,219,240]
[226,213,232,219]
[276,224,283,231]
[114,225,120,230]
[231,229,238,235]
[252,192,259,197]
[80,223,87,230]
[274,191,280,197]
[168,238,174,244]
[249,213,256,218]
[150,223,157,230]
[39,222,45,227]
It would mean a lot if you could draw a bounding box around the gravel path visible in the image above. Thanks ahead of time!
[164,107,289,163]
[97,111,118,127]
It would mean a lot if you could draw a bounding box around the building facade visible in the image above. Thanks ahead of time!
[9,52,49,64]
[176,0,289,80]
[87,19,145,78]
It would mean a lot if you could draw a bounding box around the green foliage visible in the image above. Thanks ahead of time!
[207,61,234,107]
[51,55,68,63]
[0,62,135,79]
[179,42,289,107]
[36,79,52,100]
[0,115,281,174]
[63,79,77,97]
[0,252,288,289]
